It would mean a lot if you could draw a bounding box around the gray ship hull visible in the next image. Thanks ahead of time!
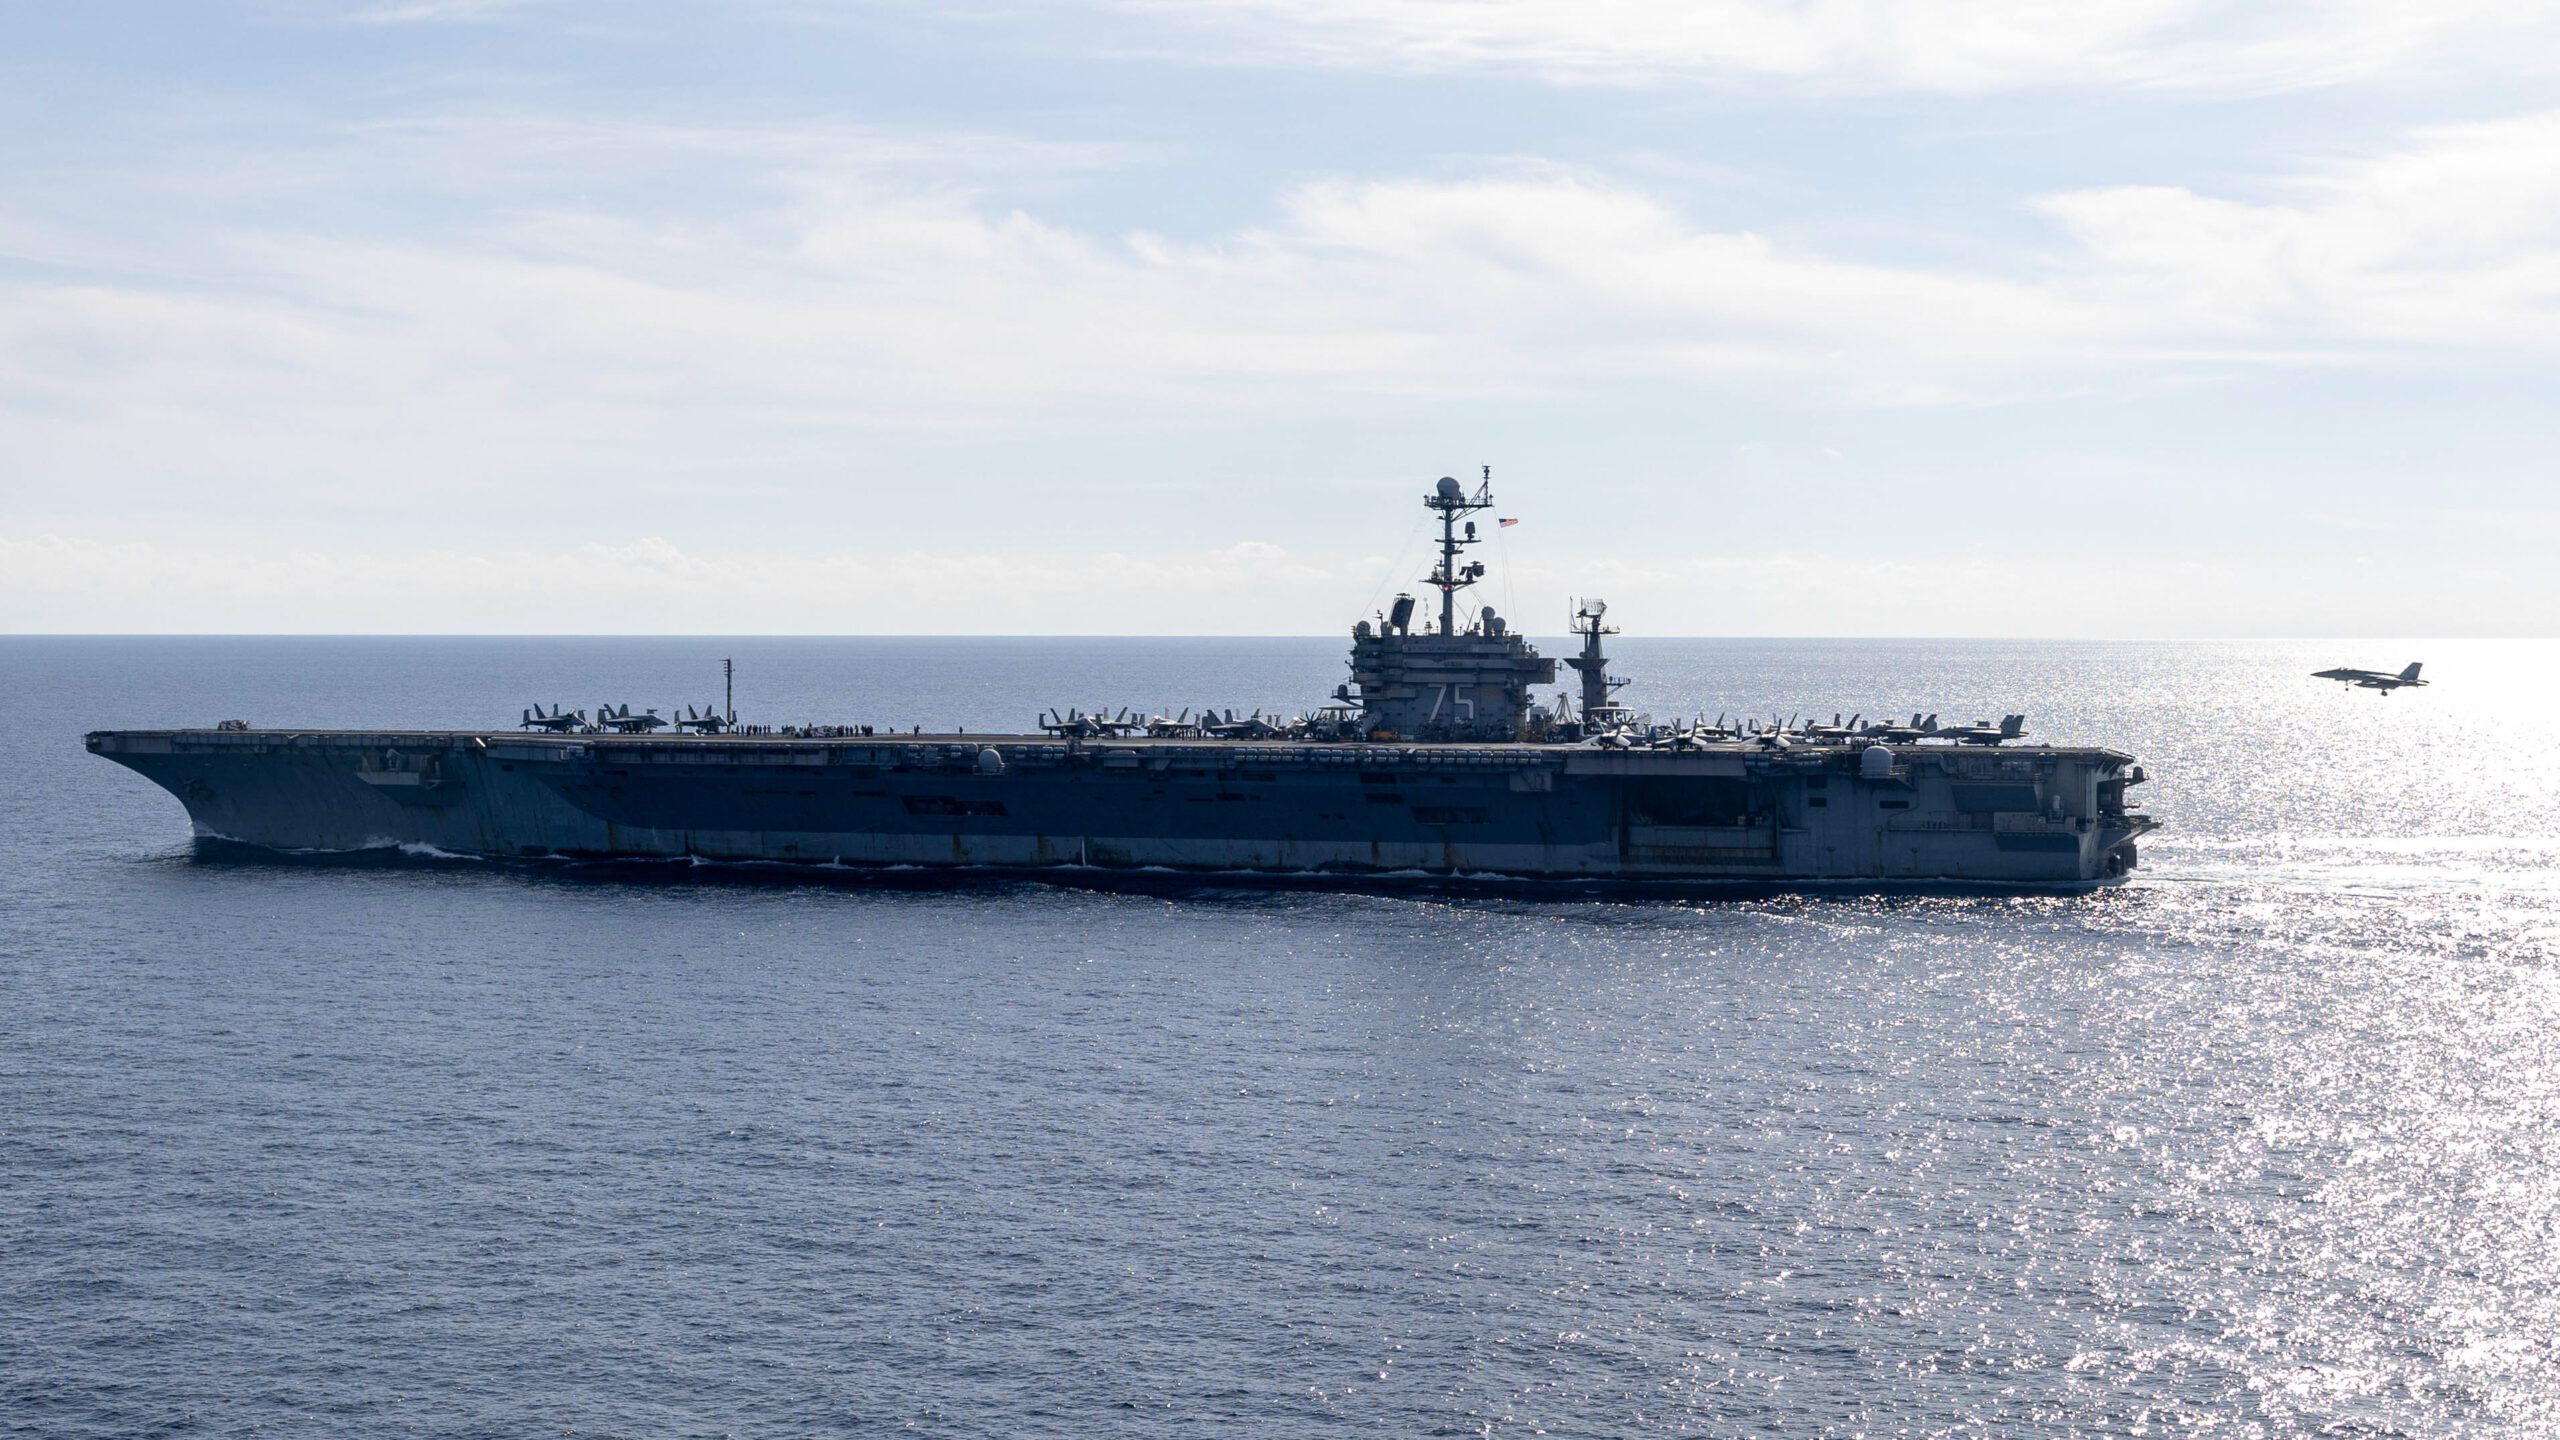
[89,730,2155,888]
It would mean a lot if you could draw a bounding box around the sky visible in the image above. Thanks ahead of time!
[3,1,2557,636]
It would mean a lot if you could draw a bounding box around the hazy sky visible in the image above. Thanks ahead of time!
[5,1,2558,635]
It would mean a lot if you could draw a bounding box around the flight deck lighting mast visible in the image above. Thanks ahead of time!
[1424,466,1495,636]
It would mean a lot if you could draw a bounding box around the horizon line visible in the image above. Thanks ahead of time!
[1,633,2537,643]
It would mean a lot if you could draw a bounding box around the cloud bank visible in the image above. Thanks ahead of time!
[11,108,2560,502]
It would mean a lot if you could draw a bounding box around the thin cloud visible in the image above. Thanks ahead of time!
[307,0,2560,96]
[2036,112,2560,346]
[0,530,1356,634]
[349,0,555,23]
[1082,0,2558,96]
[10,525,2544,635]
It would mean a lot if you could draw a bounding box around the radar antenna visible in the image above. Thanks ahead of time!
[1423,467,1495,636]
[1566,597,1630,725]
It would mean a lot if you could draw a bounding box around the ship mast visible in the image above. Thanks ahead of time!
[1424,466,1495,635]
[1566,598,1628,722]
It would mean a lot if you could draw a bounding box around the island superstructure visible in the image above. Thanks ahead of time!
[89,473,2157,887]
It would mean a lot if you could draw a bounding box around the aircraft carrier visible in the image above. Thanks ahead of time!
[88,474,2157,888]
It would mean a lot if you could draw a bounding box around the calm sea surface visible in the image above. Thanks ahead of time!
[5,636,2559,1437]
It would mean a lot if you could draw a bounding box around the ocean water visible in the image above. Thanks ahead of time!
[5,635,2559,1438]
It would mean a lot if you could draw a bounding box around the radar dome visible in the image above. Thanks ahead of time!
[1435,476,1465,501]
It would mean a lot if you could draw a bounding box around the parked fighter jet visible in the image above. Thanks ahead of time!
[520,703,585,733]
[1203,709,1283,740]
[1802,713,1863,742]
[1038,708,1109,739]
[1651,717,1726,751]
[673,703,729,734]
[1745,719,1796,750]
[1298,705,1366,741]
[1927,715,2029,746]
[595,703,668,733]
[1858,713,1938,744]
[2314,662,2427,694]
[1587,721,1639,750]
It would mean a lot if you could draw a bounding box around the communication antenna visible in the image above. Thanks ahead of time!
[1422,471,1494,636]
[723,657,734,725]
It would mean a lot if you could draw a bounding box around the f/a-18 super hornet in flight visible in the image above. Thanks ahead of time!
[2313,661,2427,695]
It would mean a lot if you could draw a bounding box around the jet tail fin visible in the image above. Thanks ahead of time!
[2399,662,2423,682]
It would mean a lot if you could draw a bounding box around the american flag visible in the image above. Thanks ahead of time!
[1497,517,1519,528]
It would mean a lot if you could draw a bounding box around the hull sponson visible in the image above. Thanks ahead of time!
[86,730,2155,887]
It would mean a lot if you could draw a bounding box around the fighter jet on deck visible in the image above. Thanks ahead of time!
[520,703,585,733]
[1927,715,2030,746]
[2313,662,2427,695]
[595,703,669,733]
[673,703,730,734]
